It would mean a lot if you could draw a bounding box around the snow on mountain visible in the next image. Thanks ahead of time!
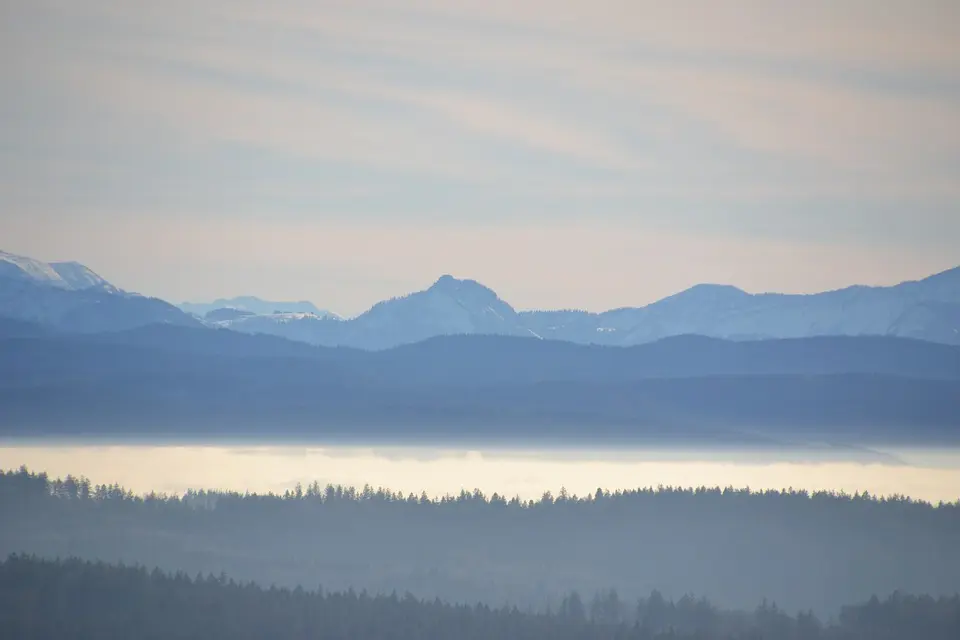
[348,275,528,349]
[521,267,960,346]
[216,311,343,345]
[180,296,338,319]
[212,275,529,349]
[0,249,196,333]
[0,250,71,288]
[4,245,958,349]
[50,261,120,293]
[203,308,257,323]
[188,267,960,350]
[0,250,120,292]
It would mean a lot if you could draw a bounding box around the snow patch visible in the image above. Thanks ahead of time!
[485,305,504,321]
[0,251,68,287]
[51,262,119,292]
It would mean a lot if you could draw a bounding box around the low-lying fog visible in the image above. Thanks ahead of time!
[3,441,959,502]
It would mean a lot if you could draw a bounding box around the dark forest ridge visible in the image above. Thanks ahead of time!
[3,249,959,349]
[4,555,959,640]
[9,323,960,381]
[3,468,959,618]
[2,327,960,442]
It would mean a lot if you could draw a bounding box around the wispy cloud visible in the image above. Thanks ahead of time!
[4,212,955,316]
[1,0,957,308]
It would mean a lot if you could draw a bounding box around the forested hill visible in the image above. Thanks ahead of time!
[9,325,960,384]
[3,468,959,616]
[2,555,959,640]
[3,328,960,443]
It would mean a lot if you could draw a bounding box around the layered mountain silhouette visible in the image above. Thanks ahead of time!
[2,323,959,442]
[2,248,959,349]
[205,269,960,350]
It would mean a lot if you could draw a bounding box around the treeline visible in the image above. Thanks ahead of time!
[3,468,960,615]
[2,555,959,640]
[6,465,959,509]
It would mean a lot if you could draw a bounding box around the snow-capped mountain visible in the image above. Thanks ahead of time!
[0,250,119,293]
[189,267,960,350]
[180,296,338,319]
[3,247,958,349]
[203,308,257,323]
[520,267,960,346]
[0,249,197,333]
[214,311,343,345]
[0,250,66,286]
[345,274,536,349]
[211,275,536,349]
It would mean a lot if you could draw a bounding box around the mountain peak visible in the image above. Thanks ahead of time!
[428,274,496,297]
[430,274,461,290]
[687,283,748,294]
[667,283,749,302]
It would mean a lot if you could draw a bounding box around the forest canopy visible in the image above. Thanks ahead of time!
[3,467,960,616]
[2,554,959,640]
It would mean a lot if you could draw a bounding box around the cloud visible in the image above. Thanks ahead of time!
[394,0,960,73]
[1,0,958,307]
[85,3,960,188]
[3,213,956,316]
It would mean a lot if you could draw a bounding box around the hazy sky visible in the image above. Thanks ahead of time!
[2,1,958,315]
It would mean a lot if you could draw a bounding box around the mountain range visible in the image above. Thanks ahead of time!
[184,268,960,349]
[3,246,960,443]
[2,324,959,442]
[189,267,960,350]
[1,248,959,350]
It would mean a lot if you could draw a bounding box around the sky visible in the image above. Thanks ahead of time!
[1,0,958,316]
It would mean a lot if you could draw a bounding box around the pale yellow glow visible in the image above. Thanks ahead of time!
[2,445,958,504]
